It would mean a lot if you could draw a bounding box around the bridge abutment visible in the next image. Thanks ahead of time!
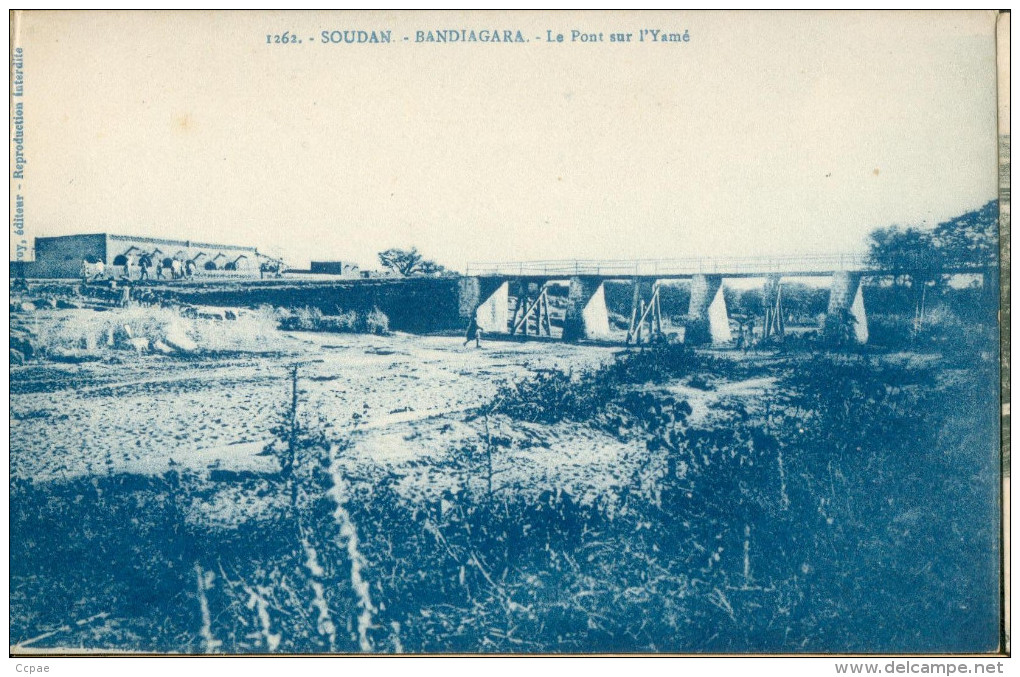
[459,277,509,334]
[562,276,609,342]
[686,274,731,345]
[824,271,868,344]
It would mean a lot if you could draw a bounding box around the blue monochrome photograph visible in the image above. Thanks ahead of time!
[8,10,1008,656]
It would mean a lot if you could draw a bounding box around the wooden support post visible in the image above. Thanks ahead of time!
[762,275,785,342]
[776,283,785,336]
[512,285,551,337]
[509,281,526,336]
[634,285,661,344]
[526,293,534,336]
[627,281,665,345]
[627,279,641,344]
[653,284,663,339]
[912,283,927,340]
[636,299,645,344]
[541,289,552,336]
[535,288,546,337]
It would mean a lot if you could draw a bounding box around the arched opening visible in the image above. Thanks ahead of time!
[162,257,175,268]
[204,260,219,271]
[113,254,129,266]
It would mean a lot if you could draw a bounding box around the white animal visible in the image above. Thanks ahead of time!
[81,260,106,281]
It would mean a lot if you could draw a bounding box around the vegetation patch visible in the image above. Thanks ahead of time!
[278,306,390,335]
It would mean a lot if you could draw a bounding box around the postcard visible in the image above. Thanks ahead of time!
[8,10,1008,657]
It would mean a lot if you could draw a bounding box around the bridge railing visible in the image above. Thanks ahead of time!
[465,254,874,278]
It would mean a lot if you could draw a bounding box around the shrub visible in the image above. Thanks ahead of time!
[278,306,389,335]
[31,306,288,357]
[364,308,389,334]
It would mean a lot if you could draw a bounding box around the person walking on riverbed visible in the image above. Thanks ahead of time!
[464,316,483,348]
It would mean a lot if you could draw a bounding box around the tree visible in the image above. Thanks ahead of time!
[377,247,449,277]
[867,225,939,286]
[866,201,999,287]
[932,200,999,269]
[417,259,450,277]
[781,282,829,320]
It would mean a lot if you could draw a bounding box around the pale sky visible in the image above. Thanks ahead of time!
[12,10,1000,271]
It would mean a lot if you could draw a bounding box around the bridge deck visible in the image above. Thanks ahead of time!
[466,255,992,279]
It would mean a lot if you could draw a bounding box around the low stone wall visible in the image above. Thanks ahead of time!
[153,278,466,334]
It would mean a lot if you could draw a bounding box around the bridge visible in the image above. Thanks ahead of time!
[460,254,996,347]
[466,254,874,279]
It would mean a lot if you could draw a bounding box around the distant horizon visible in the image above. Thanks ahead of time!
[22,196,997,274]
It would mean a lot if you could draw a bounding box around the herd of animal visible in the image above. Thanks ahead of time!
[80,257,285,282]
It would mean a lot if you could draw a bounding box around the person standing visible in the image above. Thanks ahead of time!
[743,317,755,352]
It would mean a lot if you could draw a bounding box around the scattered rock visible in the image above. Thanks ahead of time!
[198,310,225,320]
[108,324,134,350]
[163,326,198,353]
[49,347,102,363]
[152,340,175,355]
[56,299,82,310]
[128,337,150,353]
[16,301,36,313]
[10,348,24,365]
[224,309,238,321]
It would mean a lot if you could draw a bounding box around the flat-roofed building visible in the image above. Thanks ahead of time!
[22,233,274,279]
[310,260,361,277]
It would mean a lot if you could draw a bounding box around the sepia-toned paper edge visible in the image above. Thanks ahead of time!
[995,9,1010,658]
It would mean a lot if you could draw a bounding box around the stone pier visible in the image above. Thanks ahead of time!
[824,271,868,344]
[562,276,609,342]
[459,277,509,333]
[686,274,731,345]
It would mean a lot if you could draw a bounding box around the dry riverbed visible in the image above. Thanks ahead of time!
[10,307,788,520]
